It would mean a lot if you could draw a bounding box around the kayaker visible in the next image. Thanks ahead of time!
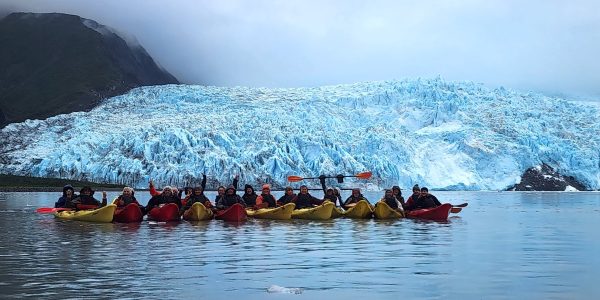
[114,187,141,207]
[68,186,107,210]
[215,175,239,204]
[145,186,182,211]
[216,186,246,209]
[392,186,406,208]
[342,188,371,209]
[404,184,420,211]
[255,184,277,209]
[181,186,213,214]
[291,185,323,209]
[319,175,342,206]
[55,184,76,208]
[242,184,258,206]
[414,187,442,209]
[277,186,296,206]
[378,189,404,212]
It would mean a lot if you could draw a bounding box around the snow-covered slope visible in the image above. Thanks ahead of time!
[1,78,599,190]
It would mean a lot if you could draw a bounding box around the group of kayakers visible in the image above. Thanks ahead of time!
[54,175,444,214]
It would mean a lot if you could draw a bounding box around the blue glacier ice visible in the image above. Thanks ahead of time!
[1,78,599,190]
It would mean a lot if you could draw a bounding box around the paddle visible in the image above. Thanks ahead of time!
[453,202,468,208]
[36,207,72,214]
[450,203,468,214]
[287,171,372,182]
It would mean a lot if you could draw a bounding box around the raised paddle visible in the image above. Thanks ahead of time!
[36,207,72,214]
[287,171,372,182]
[450,203,468,213]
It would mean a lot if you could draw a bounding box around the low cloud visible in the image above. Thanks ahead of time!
[1,0,599,99]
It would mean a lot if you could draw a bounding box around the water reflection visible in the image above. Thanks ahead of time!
[0,191,599,299]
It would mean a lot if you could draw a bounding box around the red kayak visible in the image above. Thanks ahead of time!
[147,203,181,222]
[113,203,144,223]
[215,203,247,222]
[406,203,452,221]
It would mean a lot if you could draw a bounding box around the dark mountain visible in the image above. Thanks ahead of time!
[508,164,587,191]
[0,12,178,127]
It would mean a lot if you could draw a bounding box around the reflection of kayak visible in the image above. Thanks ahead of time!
[113,203,144,223]
[147,203,180,222]
[55,204,116,223]
[373,202,404,219]
[183,202,214,221]
[406,203,452,221]
[247,203,295,220]
[292,202,334,220]
[215,203,247,222]
[344,200,373,219]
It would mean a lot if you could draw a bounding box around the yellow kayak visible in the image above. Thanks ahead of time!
[54,204,116,223]
[373,201,404,219]
[247,203,295,220]
[183,202,214,221]
[292,202,334,220]
[344,200,374,219]
[331,206,344,219]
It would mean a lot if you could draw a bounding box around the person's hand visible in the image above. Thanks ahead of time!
[149,179,154,186]
[234,174,239,179]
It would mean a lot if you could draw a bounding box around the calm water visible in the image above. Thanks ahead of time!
[0,191,599,299]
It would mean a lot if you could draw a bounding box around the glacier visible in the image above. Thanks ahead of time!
[1,77,599,190]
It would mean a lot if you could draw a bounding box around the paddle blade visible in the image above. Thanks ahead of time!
[287,175,304,182]
[450,207,462,213]
[355,171,372,179]
[454,202,469,208]
[36,207,71,214]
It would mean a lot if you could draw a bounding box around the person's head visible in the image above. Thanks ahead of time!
[226,186,236,195]
[326,188,334,195]
[384,189,393,198]
[300,185,308,194]
[217,186,225,196]
[333,188,340,196]
[392,186,401,196]
[261,184,271,195]
[122,187,134,197]
[184,187,193,195]
[193,186,203,195]
[352,188,361,197]
[420,187,429,195]
[63,185,74,197]
[172,187,179,195]
[285,186,294,195]
[162,186,173,196]
[80,186,94,196]
[412,184,420,194]
[244,184,254,195]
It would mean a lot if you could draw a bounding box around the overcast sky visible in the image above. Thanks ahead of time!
[1,0,599,99]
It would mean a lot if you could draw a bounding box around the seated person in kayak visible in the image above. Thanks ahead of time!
[255,184,277,209]
[67,186,107,210]
[181,185,213,213]
[413,187,442,209]
[392,186,406,208]
[114,187,142,208]
[342,188,371,209]
[377,189,404,213]
[216,186,246,210]
[182,174,207,206]
[292,185,323,209]
[319,175,342,206]
[277,186,296,206]
[55,184,76,208]
[145,186,182,211]
[242,184,258,207]
[215,175,239,204]
[404,184,420,211]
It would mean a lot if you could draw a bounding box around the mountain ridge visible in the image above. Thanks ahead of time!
[0,12,178,127]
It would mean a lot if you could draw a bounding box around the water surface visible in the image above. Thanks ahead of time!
[0,191,598,299]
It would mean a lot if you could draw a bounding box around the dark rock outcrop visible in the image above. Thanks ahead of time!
[0,12,179,127]
[508,163,587,191]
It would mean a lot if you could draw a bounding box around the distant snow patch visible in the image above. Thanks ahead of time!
[267,285,303,294]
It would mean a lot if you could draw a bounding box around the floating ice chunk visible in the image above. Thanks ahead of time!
[267,285,303,294]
